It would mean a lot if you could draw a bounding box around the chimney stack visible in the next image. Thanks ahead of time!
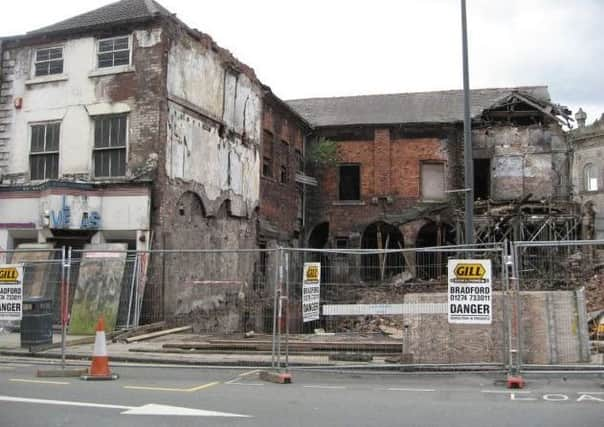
[575,108,587,128]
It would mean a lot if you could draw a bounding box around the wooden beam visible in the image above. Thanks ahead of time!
[125,325,193,343]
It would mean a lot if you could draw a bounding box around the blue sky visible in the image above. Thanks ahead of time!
[2,0,602,126]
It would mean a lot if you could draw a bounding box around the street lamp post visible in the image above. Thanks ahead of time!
[461,0,474,244]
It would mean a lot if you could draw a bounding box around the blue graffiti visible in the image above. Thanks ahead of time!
[50,196,71,229]
[81,211,102,229]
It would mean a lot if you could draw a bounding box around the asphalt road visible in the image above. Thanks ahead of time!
[0,357,602,427]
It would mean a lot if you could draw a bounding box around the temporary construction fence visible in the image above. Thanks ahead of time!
[271,244,510,371]
[511,239,604,367]
[271,242,599,372]
[1,241,600,372]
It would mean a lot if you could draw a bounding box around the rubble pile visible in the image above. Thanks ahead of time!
[585,273,604,313]
[323,281,447,336]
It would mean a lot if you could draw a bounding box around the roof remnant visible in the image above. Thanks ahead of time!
[28,0,172,36]
[286,86,570,127]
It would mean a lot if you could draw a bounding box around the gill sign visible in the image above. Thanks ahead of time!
[448,259,492,325]
[0,264,24,321]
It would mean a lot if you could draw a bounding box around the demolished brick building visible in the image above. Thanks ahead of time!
[286,87,576,281]
[0,0,590,334]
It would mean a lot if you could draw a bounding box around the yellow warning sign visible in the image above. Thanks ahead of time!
[305,265,320,282]
[0,267,19,282]
[453,263,486,280]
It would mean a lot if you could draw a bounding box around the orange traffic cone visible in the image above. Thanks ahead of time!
[81,316,119,381]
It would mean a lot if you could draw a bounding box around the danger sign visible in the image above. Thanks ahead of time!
[0,264,23,321]
[448,259,492,325]
[302,262,321,322]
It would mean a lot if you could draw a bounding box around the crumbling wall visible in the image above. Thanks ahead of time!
[259,96,306,243]
[146,26,263,329]
[472,123,569,201]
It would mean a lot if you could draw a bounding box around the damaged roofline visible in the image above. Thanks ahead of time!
[2,16,163,45]
[262,85,313,130]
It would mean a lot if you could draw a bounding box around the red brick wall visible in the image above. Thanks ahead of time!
[306,127,450,238]
[259,97,308,241]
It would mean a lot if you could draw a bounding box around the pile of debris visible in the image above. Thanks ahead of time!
[585,272,604,313]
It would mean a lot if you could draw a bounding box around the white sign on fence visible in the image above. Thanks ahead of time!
[0,264,23,321]
[322,303,447,316]
[448,259,492,324]
[302,262,321,322]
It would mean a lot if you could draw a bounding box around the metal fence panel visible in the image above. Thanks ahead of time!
[273,245,508,369]
[512,240,602,368]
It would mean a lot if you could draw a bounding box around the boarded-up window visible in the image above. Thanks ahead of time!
[339,164,360,201]
[30,122,60,180]
[421,162,445,201]
[93,115,127,177]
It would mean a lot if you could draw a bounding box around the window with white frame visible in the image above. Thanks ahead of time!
[34,47,63,76]
[93,115,127,177]
[97,36,130,68]
[30,122,60,180]
[584,163,598,191]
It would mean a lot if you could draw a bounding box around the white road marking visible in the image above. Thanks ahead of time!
[577,394,604,402]
[225,369,263,385]
[511,393,536,401]
[386,388,435,392]
[122,404,251,417]
[9,379,69,385]
[0,395,251,417]
[0,395,130,410]
[303,385,347,390]
[225,382,264,386]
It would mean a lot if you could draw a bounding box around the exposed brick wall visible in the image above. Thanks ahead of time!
[259,95,308,242]
[306,127,455,242]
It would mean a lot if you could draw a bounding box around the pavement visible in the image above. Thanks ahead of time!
[0,331,354,367]
[2,331,604,371]
[0,358,602,427]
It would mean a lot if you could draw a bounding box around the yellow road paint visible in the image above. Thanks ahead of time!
[10,378,69,385]
[124,381,220,393]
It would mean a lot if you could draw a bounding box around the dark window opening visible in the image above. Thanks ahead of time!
[339,164,360,201]
[263,157,272,177]
[35,47,63,76]
[30,122,60,180]
[307,222,330,284]
[280,166,287,184]
[415,222,456,280]
[295,149,303,172]
[361,222,404,281]
[335,237,348,249]
[473,158,491,200]
[97,36,130,68]
[93,115,127,178]
[262,130,273,178]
